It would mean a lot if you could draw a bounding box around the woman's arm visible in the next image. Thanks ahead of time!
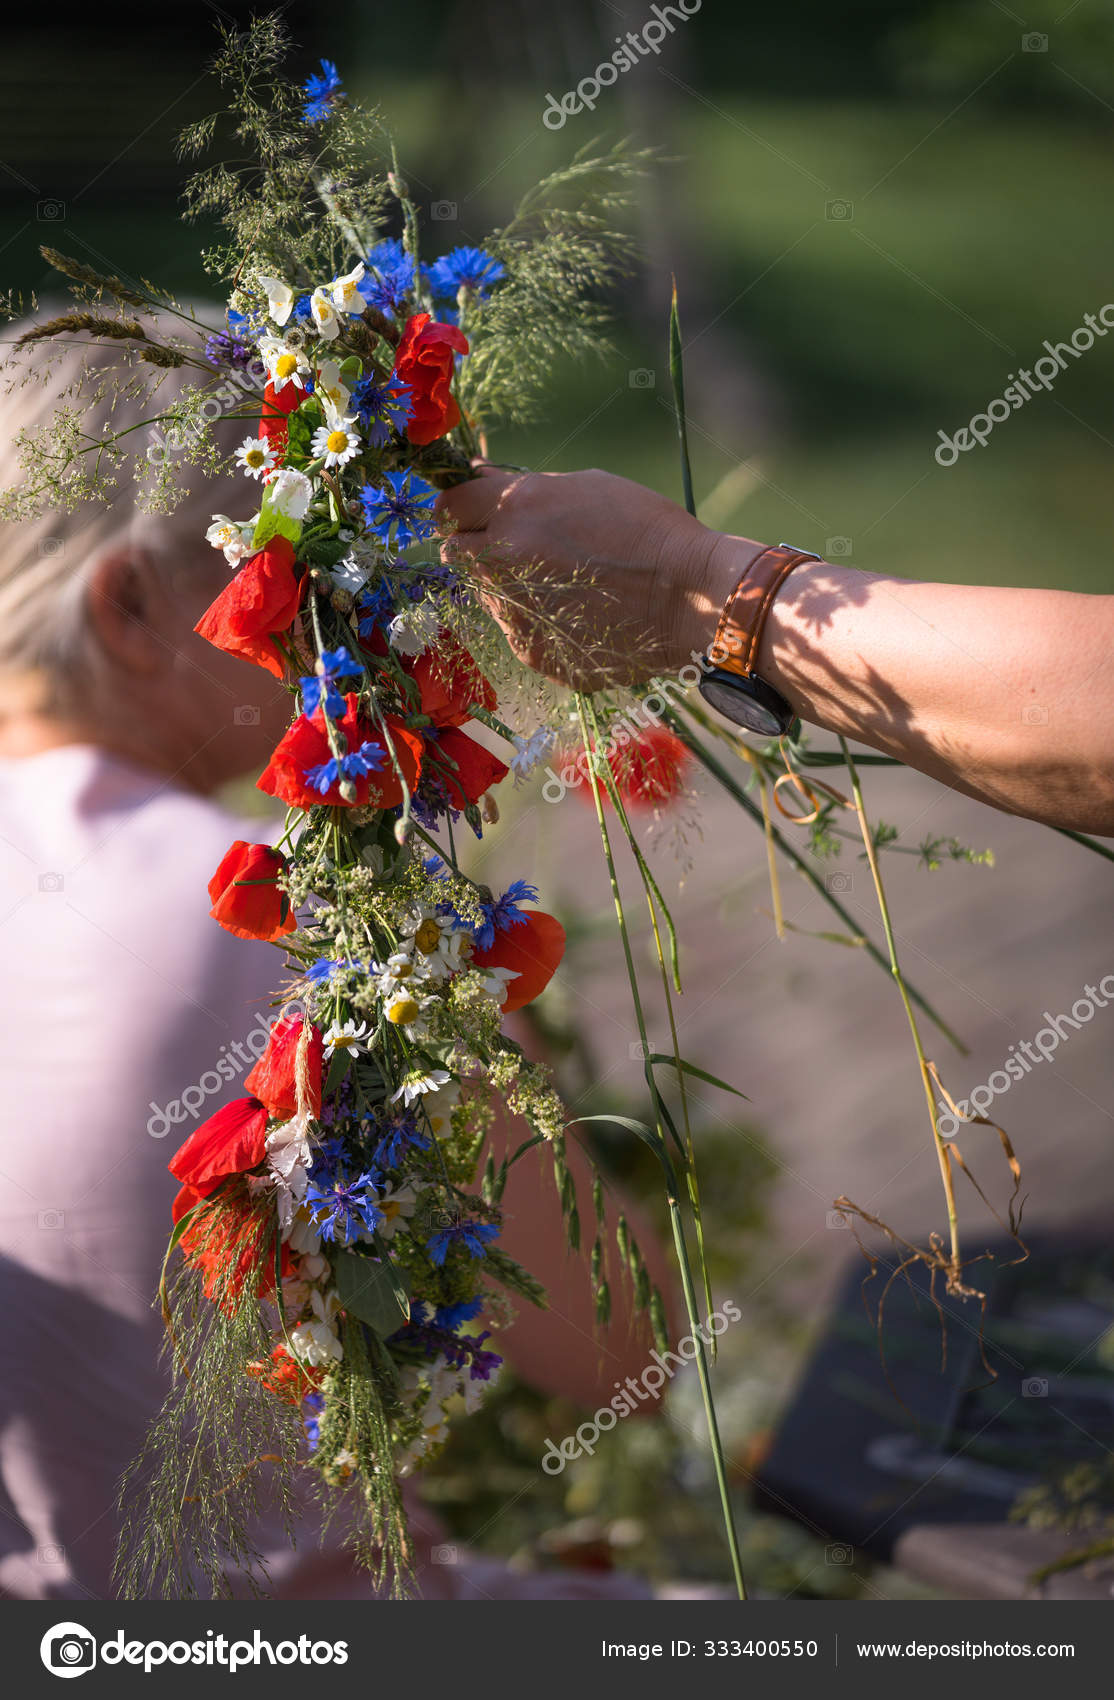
[437,466,1114,835]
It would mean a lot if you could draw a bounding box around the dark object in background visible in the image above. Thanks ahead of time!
[754,1237,1114,1599]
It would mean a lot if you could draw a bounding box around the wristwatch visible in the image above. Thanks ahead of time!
[697,542,819,736]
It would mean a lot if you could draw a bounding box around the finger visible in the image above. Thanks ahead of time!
[434,464,518,533]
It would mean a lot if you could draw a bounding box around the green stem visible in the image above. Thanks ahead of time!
[838,737,961,1272]
[574,694,747,1601]
[666,707,967,1054]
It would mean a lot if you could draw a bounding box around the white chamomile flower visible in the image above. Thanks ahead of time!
[332,1448,358,1477]
[476,963,520,1007]
[257,274,295,326]
[419,1080,461,1139]
[315,359,351,418]
[401,907,469,982]
[284,1206,323,1258]
[205,514,255,568]
[383,990,435,1039]
[268,468,313,521]
[387,602,442,658]
[374,1179,417,1240]
[328,553,369,595]
[391,1068,451,1107]
[329,261,367,316]
[323,1017,370,1058]
[235,436,277,481]
[290,1290,343,1367]
[373,949,428,999]
[310,286,341,340]
[311,416,362,469]
[259,334,310,395]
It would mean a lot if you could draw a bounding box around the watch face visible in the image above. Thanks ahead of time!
[698,670,789,737]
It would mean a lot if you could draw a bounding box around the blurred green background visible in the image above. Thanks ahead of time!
[5,0,1112,1596]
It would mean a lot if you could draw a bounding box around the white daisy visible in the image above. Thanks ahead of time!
[476,964,520,1006]
[290,1289,343,1366]
[391,1068,451,1107]
[235,436,277,481]
[383,991,435,1039]
[315,358,351,417]
[259,334,310,396]
[311,417,362,469]
[310,286,341,340]
[257,274,295,326]
[268,468,313,521]
[419,1080,461,1139]
[322,1017,370,1058]
[328,553,368,595]
[510,727,556,781]
[374,1179,418,1240]
[328,261,367,316]
[400,907,469,982]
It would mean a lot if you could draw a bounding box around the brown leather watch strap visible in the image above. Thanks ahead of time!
[706,544,818,676]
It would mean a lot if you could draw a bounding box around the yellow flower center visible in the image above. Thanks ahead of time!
[333,1034,358,1049]
[275,352,298,378]
[381,1200,401,1221]
[244,447,266,467]
[326,429,349,454]
[387,997,420,1026]
[414,919,442,955]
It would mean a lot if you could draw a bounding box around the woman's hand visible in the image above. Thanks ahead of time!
[435,463,740,690]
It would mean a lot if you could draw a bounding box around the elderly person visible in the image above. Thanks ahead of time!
[437,466,1114,836]
[0,326,665,1601]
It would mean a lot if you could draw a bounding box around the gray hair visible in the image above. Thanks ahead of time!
[0,305,259,714]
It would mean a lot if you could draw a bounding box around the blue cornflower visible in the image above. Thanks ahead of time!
[356,578,398,639]
[307,1135,348,1178]
[426,1220,500,1267]
[288,293,315,326]
[205,331,254,372]
[472,878,538,951]
[360,470,437,551]
[303,1390,325,1452]
[428,245,506,302]
[350,374,413,446]
[305,1169,384,1243]
[358,239,416,317]
[372,1115,431,1171]
[300,646,360,719]
[303,740,386,796]
[434,1296,484,1332]
[302,58,344,124]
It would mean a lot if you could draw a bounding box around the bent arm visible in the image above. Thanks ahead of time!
[687,536,1114,834]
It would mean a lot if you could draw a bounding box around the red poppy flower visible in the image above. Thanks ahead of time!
[405,634,496,728]
[257,694,423,810]
[472,910,566,1013]
[427,726,508,808]
[244,1014,324,1122]
[246,1342,325,1405]
[195,536,303,679]
[608,726,690,807]
[393,312,469,445]
[258,379,302,458]
[207,840,296,943]
[179,1192,292,1311]
[168,1096,269,1199]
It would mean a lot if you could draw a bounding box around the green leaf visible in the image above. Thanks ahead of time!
[645,1052,749,1101]
[566,1113,677,1184]
[323,1047,350,1099]
[332,1249,410,1336]
[252,478,303,550]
